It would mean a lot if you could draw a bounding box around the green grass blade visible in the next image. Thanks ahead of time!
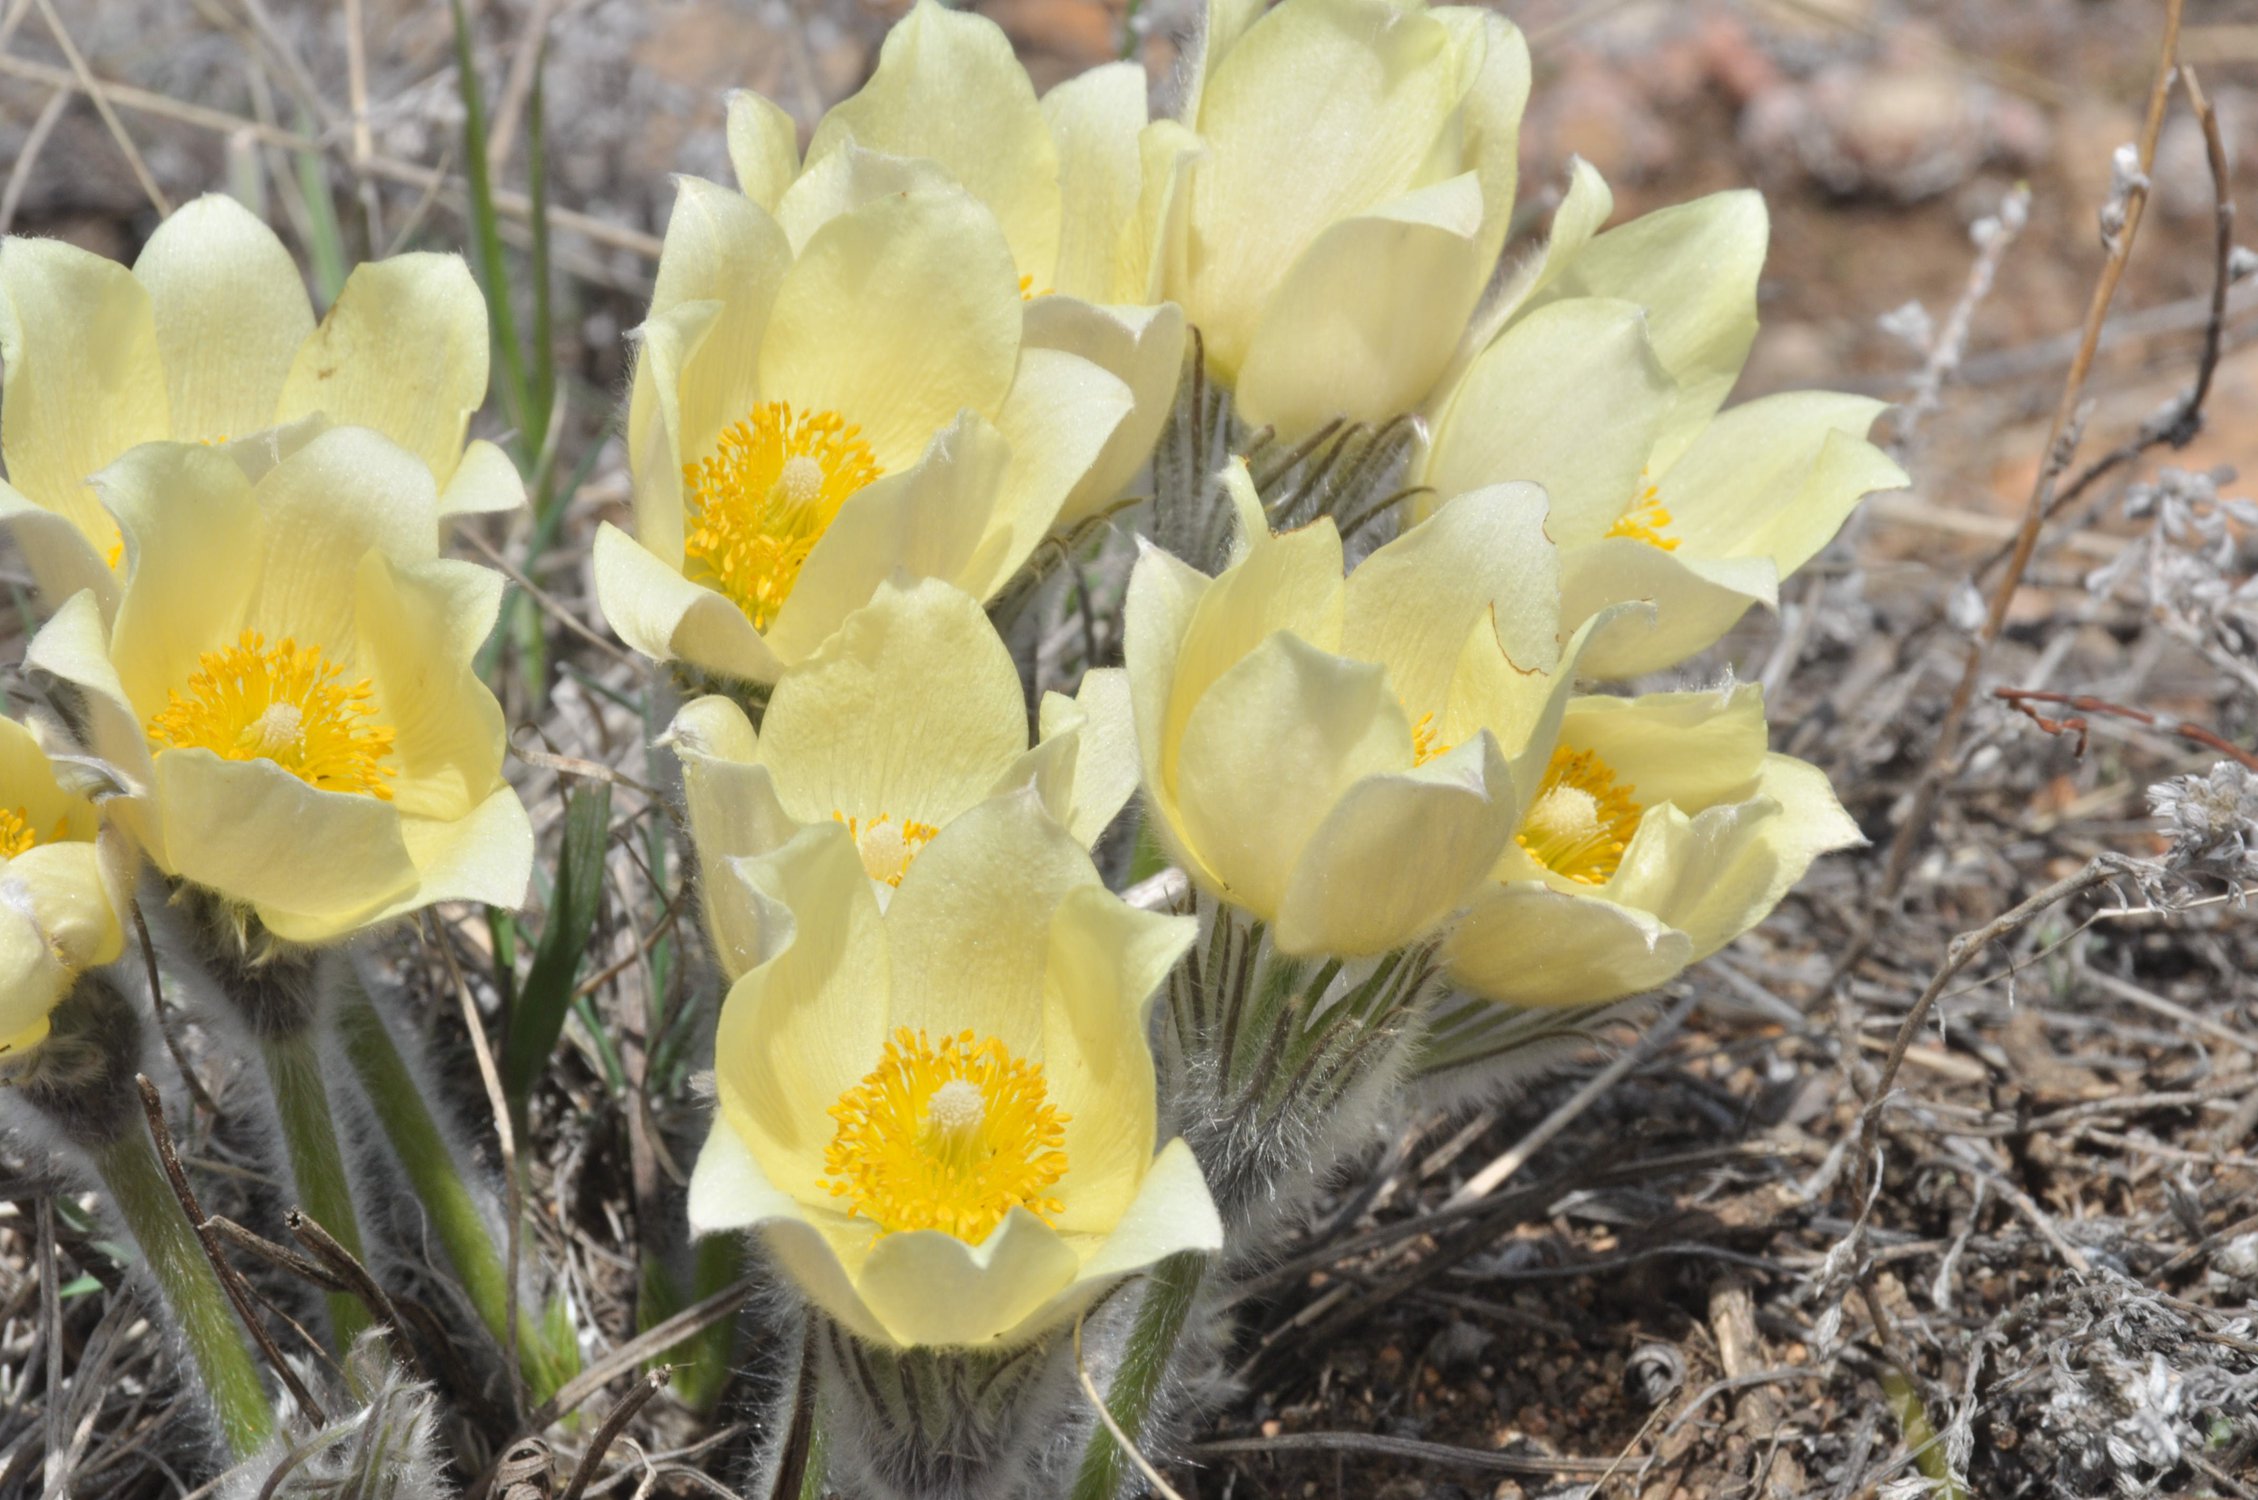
[449,0,532,448]
[526,47,557,486]
[294,139,348,306]
[500,780,613,1129]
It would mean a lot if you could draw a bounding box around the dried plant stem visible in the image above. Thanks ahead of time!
[331,962,578,1397]
[1070,1253,1204,1500]
[87,1126,274,1459]
[1864,0,2185,935]
[259,1026,375,1349]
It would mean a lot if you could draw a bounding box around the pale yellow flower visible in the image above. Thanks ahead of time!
[0,718,126,1059]
[596,179,1135,685]
[1443,683,1861,1007]
[667,577,1138,978]
[1125,463,1580,957]
[0,194,522,618]
[1417,164,1908,677]
[24,427,532,945]
[727,0,1189,528]
[686,792,1219,1349]
[1157,0,1529,439]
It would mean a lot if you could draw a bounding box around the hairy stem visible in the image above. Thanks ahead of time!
[332,968,579,1396]
[89,1129,276,1459]
[259,1025,374,1348]
[1070,1252,1205,1500]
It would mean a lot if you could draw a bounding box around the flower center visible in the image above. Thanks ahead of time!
[682,401,882,631]
[1515,745,1641,885]
[147,631,396,800]
[1604,481,1679,551]
[1410,710,1451,767]
[824,1027,1070,1242]
[0,807,63,860]
[834,812,939,887]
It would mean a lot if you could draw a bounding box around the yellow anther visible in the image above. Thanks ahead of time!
[824,1027,1070,1241]
[1515,745,1642,885]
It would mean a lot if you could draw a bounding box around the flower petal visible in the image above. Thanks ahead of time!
[245,426,440,659]
[1661,394,1905,572]
[1014,666,1138,847]
[1162,468,1346,772]
[437,439,526,520]
[805,1,1060,283]
[758,188,1022,472]
[646,178,795,485]
[1174,632,1410,923]
[99,441,262,721]
[1554,687,1768,815]
[360,785,533,936]
[972,344,1134,597]
[1558,541,1778,679]
[1233,174,1486,436]
[154,749,417,929]
[1432,6,1530,272]
[667,696,801,979]
[275,253,488,489]
[1523,190,1768,472]
[1276,730,1514,956]
[1343,480,1557,716]
[1041,885,1193,1231]
[759,577,1030,829]
[0,478,115,617]
[686,1120,894,1345]
[1023,296,1186,530]
[23,590,150,792]
[1042,62,1151,304]
[1422,296,1674,544]
[1063,1137,1222,1283]
[0,236,164,555]
[761,413,1014,664]
[773,146,958,256]
[1447,156,1612,390]
[592,521,787,683]
[1443,882,1695,1007]
[355,553,506,822]
[883,790,1098,1055]
[1185,0,1459,377]
[857,1208,1081,1348]
[713,823,891,1203]
[726,90,802,213]
[132,194,313,445]
[1616,753,1861,961]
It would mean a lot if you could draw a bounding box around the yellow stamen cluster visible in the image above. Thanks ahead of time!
[834,811,939,888]
[682,402,882,632]
[824,1027,1070,1242]
[1410,710,1451,767]
[1605,483,1679,551]
[0,807,63,860]
[1515,745,1642,885]
[147,631,397,800]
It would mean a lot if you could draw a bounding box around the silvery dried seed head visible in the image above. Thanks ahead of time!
[2148,761,2258,886]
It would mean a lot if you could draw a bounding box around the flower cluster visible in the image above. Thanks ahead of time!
[0,0,1901,1490]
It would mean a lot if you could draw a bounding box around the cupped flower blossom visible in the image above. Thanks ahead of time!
[686,791,1220,1348]
[1416,164,1908,677]
[667,576,1137,978]
[24,426,533,946]
[0,718,126,1060]
[725,0,1188,529]
[0,194,522,619]
[1125,463,1583,958]
[1158,0,1529,439]
[596,178,1134,686]
[1442,682,1860,1008]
